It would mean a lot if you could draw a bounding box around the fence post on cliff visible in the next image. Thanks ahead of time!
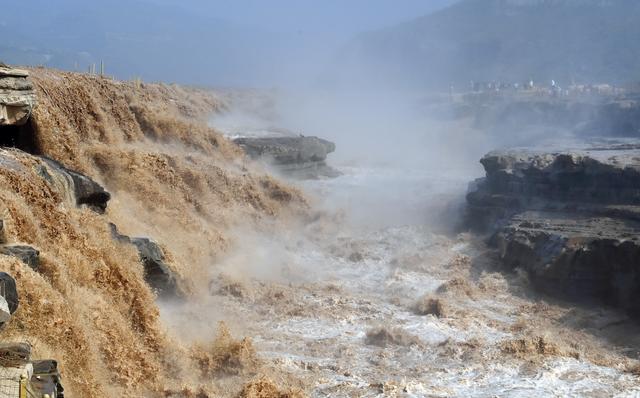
[18,373,26,398]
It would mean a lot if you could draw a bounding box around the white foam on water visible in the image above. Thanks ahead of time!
[181,164,640,396]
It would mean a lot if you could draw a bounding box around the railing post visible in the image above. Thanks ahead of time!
[19,373,27,398]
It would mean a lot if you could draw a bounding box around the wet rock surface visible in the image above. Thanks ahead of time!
[0,64,36,126]
[110,223,180,297]
[0,245,40,270]
[41,158,111,213]
[0,272,18,317]
[234,135,340,179]
[467,140,640,315]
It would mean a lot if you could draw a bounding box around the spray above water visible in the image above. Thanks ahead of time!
[1,1,640,396]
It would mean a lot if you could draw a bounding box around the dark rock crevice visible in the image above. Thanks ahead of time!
[0,65,40,154]
[0,118,41,155]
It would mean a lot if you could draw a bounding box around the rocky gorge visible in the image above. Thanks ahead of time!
[0,61,638,397]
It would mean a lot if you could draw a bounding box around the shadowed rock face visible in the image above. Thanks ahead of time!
[109,224,180,298]
[130,237,179,297]
[234,135,340,179]
[0,272,18,316]
[467,141,640,315]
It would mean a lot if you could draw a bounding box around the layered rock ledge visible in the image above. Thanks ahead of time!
[466,140,640,315]
[0,64,36,126]
[234,134,340,179]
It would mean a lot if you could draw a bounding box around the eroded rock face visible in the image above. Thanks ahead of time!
[0,343,65,397]
[234,135,340,179]
[130,237,179,297]
[467,142,640,231]
[0,65,36,126]
[467,141,640,315]
[492,212,640,314]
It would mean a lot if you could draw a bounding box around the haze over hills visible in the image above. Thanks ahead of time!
[0,0,280,86]
[342,0,640,90]
[0,0,455,88]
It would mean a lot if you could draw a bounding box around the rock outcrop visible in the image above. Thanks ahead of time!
[0,272,18,323]
[234,135,340,179]
[0,64,36,126]
[466,141,640,315]
[0,245,40,270]
[110,224,180,297]
[40,157,111,214]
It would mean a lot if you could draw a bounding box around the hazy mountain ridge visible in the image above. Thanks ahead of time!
[0,0,289,86]
[345,0,640,89]
[0,0,458,87]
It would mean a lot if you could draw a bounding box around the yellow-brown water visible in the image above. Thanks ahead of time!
[0,69,305,397]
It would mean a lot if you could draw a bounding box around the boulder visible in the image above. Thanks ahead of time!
[0,245,39,270]
[466,140,640,315]
[234,136,335,164]
[0,65,36,127]
[109,224,180,297]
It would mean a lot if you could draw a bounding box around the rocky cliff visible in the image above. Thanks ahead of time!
[467,141,640,315]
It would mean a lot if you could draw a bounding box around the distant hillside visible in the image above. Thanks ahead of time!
[342,0,640,90]
[0,0,456,88]
[0,0,292,87]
